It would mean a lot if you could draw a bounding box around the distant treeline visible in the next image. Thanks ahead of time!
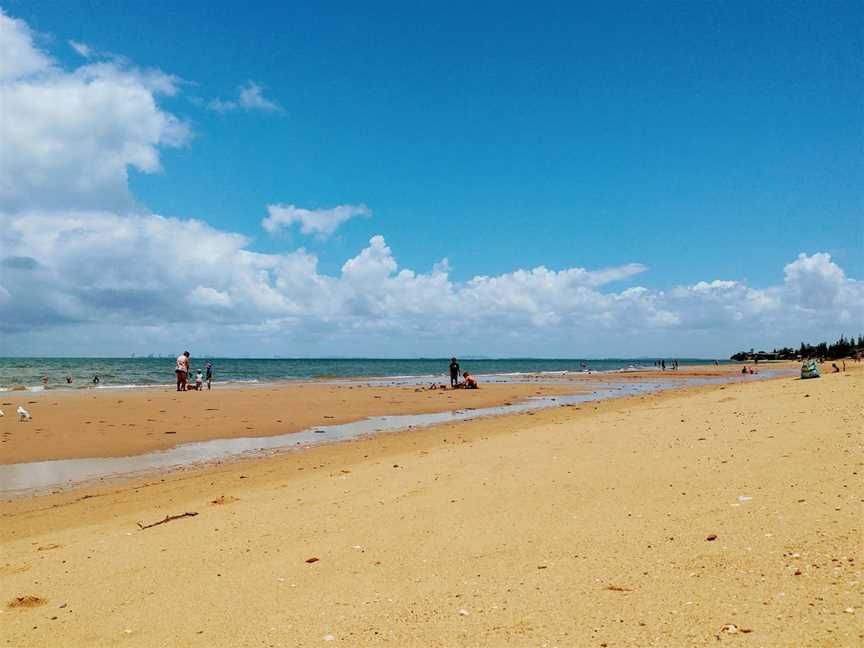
[730,335,863,361]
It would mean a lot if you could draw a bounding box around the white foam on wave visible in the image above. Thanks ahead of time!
[95,383,166,390]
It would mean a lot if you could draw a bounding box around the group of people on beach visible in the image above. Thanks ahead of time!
[174,351,213,392]
[426,358,478,390]
[654,359,680,370]
[447,357,478,389]
[39,374,101,386]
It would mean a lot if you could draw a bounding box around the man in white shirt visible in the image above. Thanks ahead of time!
[175,351,190,391]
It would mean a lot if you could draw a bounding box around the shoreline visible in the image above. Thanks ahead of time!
[0,368,797,512]
[0,359,779,395]
[0,381,585,466]
[0,365,859,646]
[0,368,796,499]
[0,365,793,488]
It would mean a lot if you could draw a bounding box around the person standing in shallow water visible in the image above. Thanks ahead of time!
[205,361,213,390]
[449,357,460,388]
[175,351,190,391]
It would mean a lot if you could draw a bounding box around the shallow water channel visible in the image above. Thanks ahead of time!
[0,374,782,497]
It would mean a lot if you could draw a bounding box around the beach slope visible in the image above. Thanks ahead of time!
[1,369,861,646]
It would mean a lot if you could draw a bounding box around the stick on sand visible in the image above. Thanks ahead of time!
[136,512,198,530]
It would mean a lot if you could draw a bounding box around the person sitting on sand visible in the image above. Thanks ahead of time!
[463,371,478,389]
[832,363,840,373]
[741,366,748,374]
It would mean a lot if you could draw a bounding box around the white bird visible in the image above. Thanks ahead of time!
[16,406,31,422]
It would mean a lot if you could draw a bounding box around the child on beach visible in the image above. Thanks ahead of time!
[195,370,203,390]
[463,371,478,389]
[449,357,460,388]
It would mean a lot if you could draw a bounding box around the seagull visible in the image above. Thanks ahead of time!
[16,406,31,422]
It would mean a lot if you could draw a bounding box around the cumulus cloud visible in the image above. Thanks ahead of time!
[0,10,189,212]
[1,206,860,355]
[0,9,52,80]
[206,81,282,113]
[263,203,371,238]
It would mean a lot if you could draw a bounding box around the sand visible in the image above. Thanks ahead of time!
[0,365,861,646]
[0,362,786,465]
[0,381,581,464]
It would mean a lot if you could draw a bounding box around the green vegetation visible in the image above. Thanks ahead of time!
[730,335,863,361]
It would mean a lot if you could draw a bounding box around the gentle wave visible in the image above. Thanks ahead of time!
[0,357,728,394]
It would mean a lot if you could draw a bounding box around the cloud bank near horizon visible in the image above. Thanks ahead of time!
[0,8,860,357]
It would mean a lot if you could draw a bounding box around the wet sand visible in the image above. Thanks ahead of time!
[0,362,790,466]
[0,381,582,464]
[0,363,860,646]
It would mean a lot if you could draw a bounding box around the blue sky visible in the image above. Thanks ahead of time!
[16,0,862,283]
[0,2,861,356]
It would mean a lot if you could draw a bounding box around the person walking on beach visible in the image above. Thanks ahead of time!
[175,351,190,391]
[205,361,213,390]
[449,357,460,388]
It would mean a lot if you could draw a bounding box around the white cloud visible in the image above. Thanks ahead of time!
[0,9,52,81]
[2,206,860,355]
[206,81,282,113]
[238,81,280,111]
[782,252,851,310]
[68,39,92,58]
[263,203,371,238]
[0,11,189,211]
[188,286,233,308]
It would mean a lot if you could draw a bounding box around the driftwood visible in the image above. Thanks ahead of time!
[136,511,198,530]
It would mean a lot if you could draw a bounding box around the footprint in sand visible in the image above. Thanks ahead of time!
[36,544,62,552]
[0,563,31,575]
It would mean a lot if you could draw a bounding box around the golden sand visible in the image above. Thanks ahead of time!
[0,365,860,646]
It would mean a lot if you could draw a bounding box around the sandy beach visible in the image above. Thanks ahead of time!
[0,365,861,646]
[0,381,582,465]
[0,362,774,466]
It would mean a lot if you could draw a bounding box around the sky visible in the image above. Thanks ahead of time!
[0,1,861,358]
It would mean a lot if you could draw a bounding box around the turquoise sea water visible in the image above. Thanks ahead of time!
[0,357,725,391]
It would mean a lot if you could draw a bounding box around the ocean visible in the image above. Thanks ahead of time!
[0,357,725,392]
